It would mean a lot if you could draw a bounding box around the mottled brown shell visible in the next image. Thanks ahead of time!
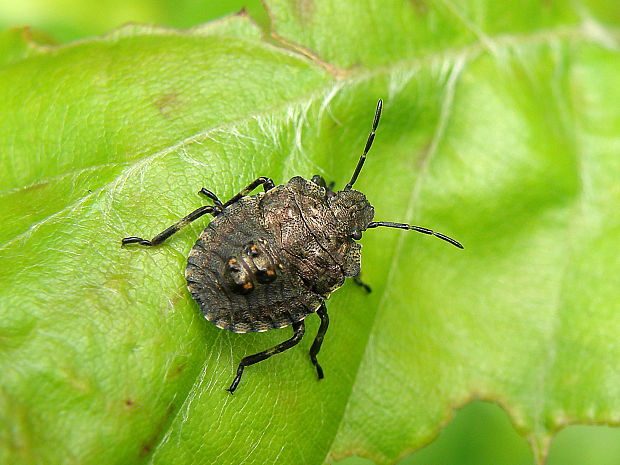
[185,177,374,333]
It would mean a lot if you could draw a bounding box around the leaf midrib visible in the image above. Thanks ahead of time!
[323,53,466,465]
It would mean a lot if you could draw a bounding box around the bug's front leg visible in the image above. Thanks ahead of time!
[222,177,275,209]
[121,205,216,247]
[198,188,224,211]
[227,320,305,394]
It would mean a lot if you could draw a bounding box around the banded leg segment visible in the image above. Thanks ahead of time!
[345,99,383,191]
[367,221,464,249]
[309,303,329,379]
[222,177,275,209]
[121,205,216,246]
[122,176,276,247]
[227,320,305,394]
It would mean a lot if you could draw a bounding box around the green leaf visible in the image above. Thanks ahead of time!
[1,2,619,465]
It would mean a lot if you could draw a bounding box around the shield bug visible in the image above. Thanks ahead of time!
[122,99,463,393]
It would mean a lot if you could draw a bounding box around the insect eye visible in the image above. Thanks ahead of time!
[350,228,362,240]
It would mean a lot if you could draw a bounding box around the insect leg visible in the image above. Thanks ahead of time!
[352,275,372,293]
[310,175,327,188]
[227,320,305,394]
[311,175,336,198]
[309,303,329,379]
[198,188,223,207]
[222,177,275,209]
[197,188,224,216]
[121,205,215,247]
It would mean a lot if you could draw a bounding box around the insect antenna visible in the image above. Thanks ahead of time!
[366,221,464,248]
[345,99,383,190]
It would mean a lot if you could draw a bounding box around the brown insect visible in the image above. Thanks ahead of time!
[122,100,463,393]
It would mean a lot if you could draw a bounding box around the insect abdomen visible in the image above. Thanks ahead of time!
[185,196,323,333]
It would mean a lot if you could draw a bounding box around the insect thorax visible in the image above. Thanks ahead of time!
[260,177,374,295]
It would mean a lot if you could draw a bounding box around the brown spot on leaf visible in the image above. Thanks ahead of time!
[170,288,187,308]
[155,91,182,119]
[140,443,152,457]
[166,361,187,379]
[415,138,433,169]
[139,403,175,458]
[295,0,314,26]
[408,0,428,15]
[21,26,58,47]
[22,180,48,192]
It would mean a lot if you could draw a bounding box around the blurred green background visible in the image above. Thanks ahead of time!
[0,0,268,42]
[2,1,619,464]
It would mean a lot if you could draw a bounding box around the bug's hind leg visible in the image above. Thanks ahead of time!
[222,177,275,209]
[227,320,305,394]
[309,303,329,379]
[352,274,372,293]
[121,205,216,247]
